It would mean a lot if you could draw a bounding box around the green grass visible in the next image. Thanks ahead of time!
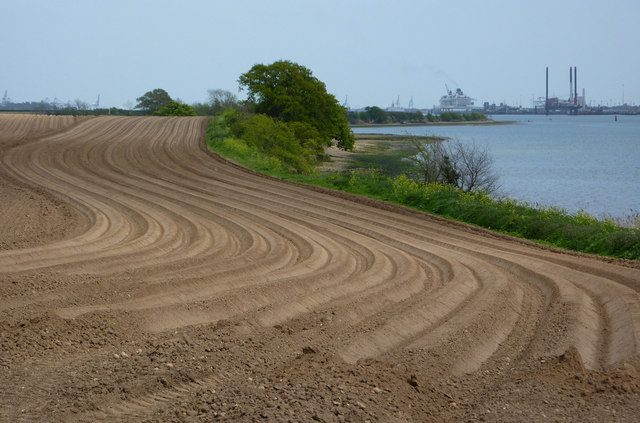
[337,133,440,177]
[346,151,413,177]
[206,118,640,260]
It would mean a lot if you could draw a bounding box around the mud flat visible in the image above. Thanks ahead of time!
[1,114,640,421]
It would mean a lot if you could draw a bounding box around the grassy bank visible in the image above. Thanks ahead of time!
[206,118,640,260]
[320,133,443,177]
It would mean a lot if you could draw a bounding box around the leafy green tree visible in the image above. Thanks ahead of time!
[440,155,460,186]
[238,60,354,150]
[426,113,439,122]
[135,89,173,113]
[365,106,388,124]
[154,101,197,116]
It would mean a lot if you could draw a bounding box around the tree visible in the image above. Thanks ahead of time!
[365,106,388,124]
[135,89,173,113]
[440,155,460,186]
[238,60,354,150]
[451,141,499,193]
[74,99,89,111]
[409,139,499,193]
[409,138,447,184]
[207,89,241,115]
[154,101,196,116]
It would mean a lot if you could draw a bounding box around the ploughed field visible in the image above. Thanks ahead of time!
[1,114,640,422]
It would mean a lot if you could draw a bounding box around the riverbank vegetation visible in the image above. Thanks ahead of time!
[206,116,640,260]
[204,60,355,174]
[348,107,487,125]
[205,60,639,260]
[239,60,354,150]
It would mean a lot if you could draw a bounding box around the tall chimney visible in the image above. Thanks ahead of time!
[546,67,549,114]
[569,67,573,101]
[574,67,578,104]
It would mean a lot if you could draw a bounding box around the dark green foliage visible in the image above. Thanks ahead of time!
[465,112,487,121]
[222,110,319,173]
[154,101,197,116]
[440,156,460,186]
[437,112,487,122]
[238,60,354,150]
[355,106,389,124]
[348,108,425,124]
[348,110,487,124]
[191,102,213,116]
[439,111,463,121]
[135,89,173,113]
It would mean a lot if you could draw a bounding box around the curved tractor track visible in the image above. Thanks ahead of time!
[1,114,640,422]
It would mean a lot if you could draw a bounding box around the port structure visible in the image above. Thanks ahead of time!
[544,66,585,114]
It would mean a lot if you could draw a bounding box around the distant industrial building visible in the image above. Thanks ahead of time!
[342,66,637,116]
[543,66,585,114]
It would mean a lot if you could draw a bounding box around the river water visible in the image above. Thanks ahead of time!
[352,114,640,219]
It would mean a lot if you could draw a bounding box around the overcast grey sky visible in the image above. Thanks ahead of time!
[2,0,638,109]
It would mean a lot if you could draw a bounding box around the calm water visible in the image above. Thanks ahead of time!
[352,114,640,218]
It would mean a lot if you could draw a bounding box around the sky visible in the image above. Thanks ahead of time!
[2,0,639,110]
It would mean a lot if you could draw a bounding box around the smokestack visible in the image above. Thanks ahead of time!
[546,67,549,114]
[574,67,578,104]
[569,67,573,102]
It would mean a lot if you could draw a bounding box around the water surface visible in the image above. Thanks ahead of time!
[352,114,640,218]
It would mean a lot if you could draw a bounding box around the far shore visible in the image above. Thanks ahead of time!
[350,119,514,128]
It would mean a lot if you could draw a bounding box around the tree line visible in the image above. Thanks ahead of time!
[348,107,486,124]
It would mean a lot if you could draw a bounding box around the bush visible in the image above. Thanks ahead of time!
[155,101,197,116]
[216,111,321,174]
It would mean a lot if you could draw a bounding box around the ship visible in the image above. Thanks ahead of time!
[439,85,475,111]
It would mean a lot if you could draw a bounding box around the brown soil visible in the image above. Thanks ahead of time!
[1,114,640,422]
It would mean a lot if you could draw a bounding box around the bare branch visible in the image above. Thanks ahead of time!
[409,138,499,194]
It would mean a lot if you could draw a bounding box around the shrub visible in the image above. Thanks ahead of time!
[155,101,197,116]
